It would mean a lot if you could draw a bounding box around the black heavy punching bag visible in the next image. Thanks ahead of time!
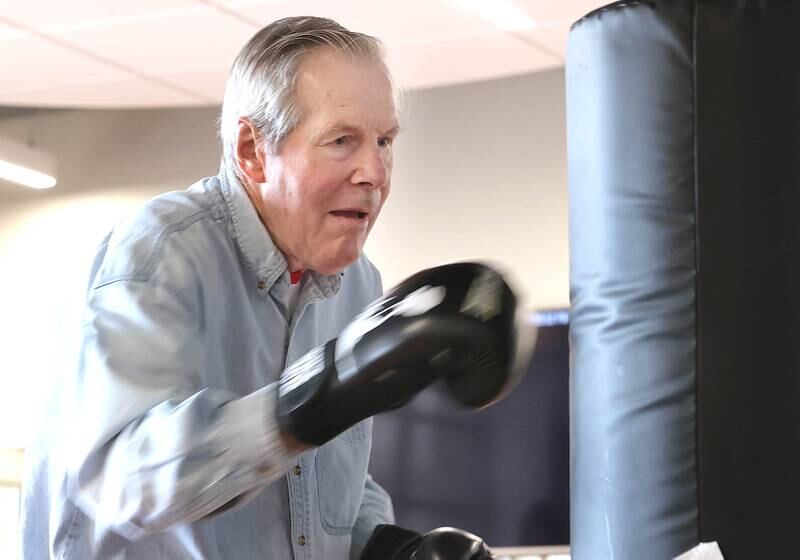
[568,1,800,559]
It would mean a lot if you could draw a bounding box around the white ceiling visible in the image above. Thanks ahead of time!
[0,0,607,108]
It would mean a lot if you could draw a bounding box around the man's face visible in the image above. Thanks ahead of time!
[253,49,399,275]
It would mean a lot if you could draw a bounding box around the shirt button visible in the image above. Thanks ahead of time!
[298,535,306,546]
[257,280,267,290]
[292,465,302,476]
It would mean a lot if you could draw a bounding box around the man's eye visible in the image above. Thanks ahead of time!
[377,136,394,148]
[333,136,351,146]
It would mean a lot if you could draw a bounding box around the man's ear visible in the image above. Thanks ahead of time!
[235,118,267,184]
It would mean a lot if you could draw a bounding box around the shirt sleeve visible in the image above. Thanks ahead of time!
[65,259,295,543]
[349,473,396,560]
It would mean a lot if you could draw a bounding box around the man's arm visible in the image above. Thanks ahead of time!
[66,271,294,544]
[70,252,523,551]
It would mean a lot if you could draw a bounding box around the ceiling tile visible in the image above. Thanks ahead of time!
[3,1,199,30]
[0,76,202,108]
[0,29,127,96]
[219,0,498,44]
[0,0,581,107]
[45,6,256,76]
[387,30,561,91]
[513,0,610,24]
[518,22,572,61]
[0,19,27,41]
[162,65,230,102]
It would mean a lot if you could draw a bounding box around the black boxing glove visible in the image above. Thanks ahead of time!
[360,524,493,560]
[276,262,535,446]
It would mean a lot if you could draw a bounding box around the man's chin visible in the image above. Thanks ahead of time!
[310,248,363,276]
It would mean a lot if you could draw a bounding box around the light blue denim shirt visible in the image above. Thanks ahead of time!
[20,168,393,559]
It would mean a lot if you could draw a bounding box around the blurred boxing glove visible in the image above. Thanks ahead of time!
[276,261,536,446]
[360,524,494,560]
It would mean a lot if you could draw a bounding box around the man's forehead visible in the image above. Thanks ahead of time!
[296,51,394,99]
[294,52,398,133]
[311,108,400,137]
[298,84,397,117]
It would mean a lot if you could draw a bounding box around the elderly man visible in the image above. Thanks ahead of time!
[21,16,519,560]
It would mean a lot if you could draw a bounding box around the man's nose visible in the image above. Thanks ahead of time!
[351,144,389,189]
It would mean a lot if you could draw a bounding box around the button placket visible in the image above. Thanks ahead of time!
[288,455,311,558]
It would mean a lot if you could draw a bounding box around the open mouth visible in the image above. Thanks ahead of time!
[330,210,368,220]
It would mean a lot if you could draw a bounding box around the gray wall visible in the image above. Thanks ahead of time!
[375,68,568,310]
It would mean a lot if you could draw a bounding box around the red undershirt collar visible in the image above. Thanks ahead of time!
[290,270,304,285]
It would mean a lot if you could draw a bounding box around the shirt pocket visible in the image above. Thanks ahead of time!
[315,418,372,535]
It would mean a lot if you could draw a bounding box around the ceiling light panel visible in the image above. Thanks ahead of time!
[0,135,56,190]
[0,160,56,190]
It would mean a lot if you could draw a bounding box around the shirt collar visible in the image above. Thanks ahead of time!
[217,166,342,297]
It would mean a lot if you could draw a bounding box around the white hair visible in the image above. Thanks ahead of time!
[218,16,388,178]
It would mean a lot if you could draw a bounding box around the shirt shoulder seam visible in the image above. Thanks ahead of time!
[93,209,217,290]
